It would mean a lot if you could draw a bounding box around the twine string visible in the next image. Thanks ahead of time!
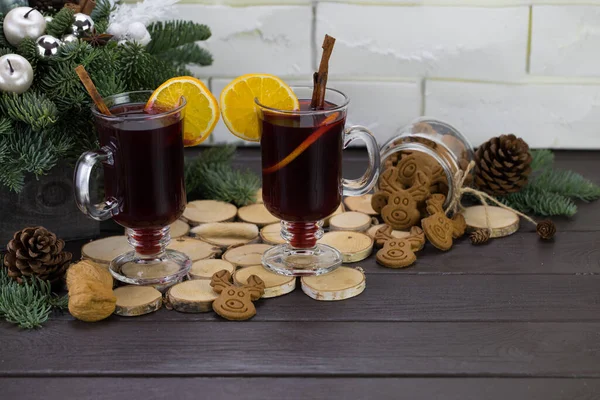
[445,161,538,232]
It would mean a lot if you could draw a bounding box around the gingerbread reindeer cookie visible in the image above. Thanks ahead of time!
[210,270,265,321]
[376,239,417,269]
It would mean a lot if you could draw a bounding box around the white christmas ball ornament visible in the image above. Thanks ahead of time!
[135,32,152,46]
[0,54,34,94]
[107,22,126,38]
[128,22,149,40]
[3,7,46,46]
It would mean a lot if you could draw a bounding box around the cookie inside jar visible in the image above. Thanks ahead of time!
[372,118,474,230]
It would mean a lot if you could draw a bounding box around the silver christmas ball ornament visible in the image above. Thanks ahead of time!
[36,35,61,57]
[70,13,94,37]
[61,34,79,45]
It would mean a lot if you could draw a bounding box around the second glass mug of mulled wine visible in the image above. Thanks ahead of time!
[259,86,380,276]
[73,91,190,288]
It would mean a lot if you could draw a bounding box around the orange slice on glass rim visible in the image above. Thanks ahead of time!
[145,77,219,146]
[220,74,299,142]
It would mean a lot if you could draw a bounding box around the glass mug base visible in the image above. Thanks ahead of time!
[262,243,342,277]
[109,249,191,291]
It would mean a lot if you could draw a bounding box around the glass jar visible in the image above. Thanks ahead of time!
[379,117,475,206]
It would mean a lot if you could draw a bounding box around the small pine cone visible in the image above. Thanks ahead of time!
[469,229,490,245]
[536,220,556,240]
[475,134,532,196]
[3,226,72,284]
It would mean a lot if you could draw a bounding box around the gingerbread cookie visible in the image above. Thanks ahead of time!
[422,212,454,251]
[407,170,431,202]
[371,191,390,214]
[425,193,446,216]
[376,239,417,269]
[210,270,265,321]
[381,189,421,230]
[451,213,467,239]
[374,225,395,247]
[378,167,403,194]
[395,154,420,186]
[405,226,426,251]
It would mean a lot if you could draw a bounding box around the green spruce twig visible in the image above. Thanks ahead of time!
[530,168,600,202]
[156,43,213,67]
[0,264,68,330]
[146,21,211,56]
[0,14,11,49]
[17,38,40,72]
[530,149,554,171]
[499,186,578,217]
[0,92,59,132]
[46,8,75,38]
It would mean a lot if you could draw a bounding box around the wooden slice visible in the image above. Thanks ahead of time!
[166,279,219,313]
[344,195,377,216]
[81,236,130,266]
[121,262,183,280]
[182,200,237,225]
[170,219,190,238]
[322,204,344,227]
[329,211,372,232]
[366,224,410,240]
[301,266,366,301]
[237,203,279,227]
[113,286,162,316]
[255,188,263,203]
[222,244,273,267]
[260,223,285,245]
[190,222,259,249]
[462,205,520,238]
[189,259,235,280]
[318,231,373,263]
[233,265,296,298]
[168,237,221,261]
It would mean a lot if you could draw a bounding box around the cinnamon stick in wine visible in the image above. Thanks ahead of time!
[75,65,112,116]
[310,34,336,110]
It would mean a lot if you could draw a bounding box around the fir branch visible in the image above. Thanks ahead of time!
[17,37,40,71]
[146,21,211,56]
[185,144,237,198]
[157,43,213,67]
[0,265,67,329]
[10,127,59,176]
[0,14,11,49]
[0,47,12,57]
[46,8,75,38]
[91,0,116,24]
[530,168,600,202]
[118,43,179,90]
[0,117,12,135]
[530,149,554,171]
[1,92,59,132]
[200,164,260,207]
[0,164,25,192]
[499,186,577,217]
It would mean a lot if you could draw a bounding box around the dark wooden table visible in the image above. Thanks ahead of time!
[2,149,600,400]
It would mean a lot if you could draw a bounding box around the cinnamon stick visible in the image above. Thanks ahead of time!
[310,34,336,110]
[75,65,112,116]
[81,0,97,16]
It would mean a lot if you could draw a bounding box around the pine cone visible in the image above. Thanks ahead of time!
[536,220,556,240]
[3,227,72,285]
[469,229,490,245]
[475,134,532,196]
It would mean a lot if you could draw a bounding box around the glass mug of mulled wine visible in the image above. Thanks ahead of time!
[74,91,190,287]
[259,86,380,276]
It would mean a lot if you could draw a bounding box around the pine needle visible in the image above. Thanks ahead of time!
[530,168,600,202]
[46,8,75,38]
[156,43,213,67]
[0,117,12,135]
[0,265,68,330]
[0,14,10,48]
[530,149,554,171]
[0,92,59,132]
[146,21,211,56]
[499,186,578,217]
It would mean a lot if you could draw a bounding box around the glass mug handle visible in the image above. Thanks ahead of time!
[73,146,119,221]
[342,125,380,196]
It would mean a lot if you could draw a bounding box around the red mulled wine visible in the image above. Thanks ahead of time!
[260,100,345,222]
[96,103,186,230]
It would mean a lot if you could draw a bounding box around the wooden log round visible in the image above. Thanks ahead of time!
[329,211,372,232]
[322,204,344,227]
[170,220,190,238]
[222,244,273,267]
[81,236,131,266]
[462,205,520,238]
[318,231,373,263]
[181,200,237,225]
[233,265,296,298]
[301,266,366,301]
[121,262,183,281]
[237,203,279,227]
[190,222,259,249]
[189,259,235,280]
[366,224,411,240]
[113,286,162,316]
[168,237,221,261]
[260,223,285,245]
[166,280,219,313]
[344,195,377,215]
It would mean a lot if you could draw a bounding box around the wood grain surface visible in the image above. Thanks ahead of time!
[2,149,599,400]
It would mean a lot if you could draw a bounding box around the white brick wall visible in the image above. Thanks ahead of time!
[174,1,600,149]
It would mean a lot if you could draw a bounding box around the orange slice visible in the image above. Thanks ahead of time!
[146,77,219,147]
[220,74,299,142]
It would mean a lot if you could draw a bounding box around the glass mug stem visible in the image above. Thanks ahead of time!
[126,226,170,258]
[73,146,119,221]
